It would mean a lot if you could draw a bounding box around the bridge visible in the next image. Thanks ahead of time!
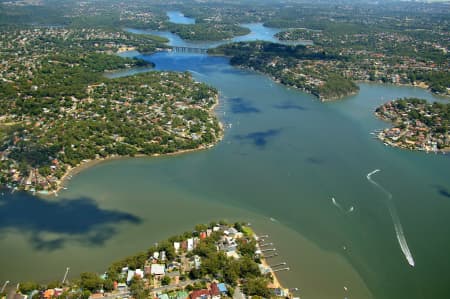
[171,46,208,54]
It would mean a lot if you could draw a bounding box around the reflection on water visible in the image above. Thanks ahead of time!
[1,20,449,299]
[0,193,140,250]
[234,129,283,149]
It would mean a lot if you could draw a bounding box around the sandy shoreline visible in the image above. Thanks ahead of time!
[260,253,283,289]
[51,94,224,196]
[252,232,292,297]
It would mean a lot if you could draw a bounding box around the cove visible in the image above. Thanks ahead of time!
[0,24,449,299]
[167,11,195,25]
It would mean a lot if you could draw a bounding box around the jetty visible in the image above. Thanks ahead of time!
[254,233,299,298]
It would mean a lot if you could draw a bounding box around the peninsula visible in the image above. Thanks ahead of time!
[208,41,359,101]
[0,27,222,194]
[1,222,295,299]
[375,98,449,152]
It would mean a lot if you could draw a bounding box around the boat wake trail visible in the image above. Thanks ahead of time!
[187,70,204,76]
[367,169,415,267]
[331,197,354,214]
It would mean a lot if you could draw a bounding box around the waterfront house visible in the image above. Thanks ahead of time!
[42,289,54,299]
[187,238,194,251]
[174,242,180,253]
[135,268,144,279]
[126,270,135,284]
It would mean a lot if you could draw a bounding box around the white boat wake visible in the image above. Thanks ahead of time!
[367,169,415,267]
[331,197,354,214]
[187,70,204,76]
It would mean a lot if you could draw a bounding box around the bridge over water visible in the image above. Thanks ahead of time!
[171,46,208,54]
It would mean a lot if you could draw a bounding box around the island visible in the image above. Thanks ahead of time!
[0,27,222,194]
[375,98,449,152]
[1,222,295,299]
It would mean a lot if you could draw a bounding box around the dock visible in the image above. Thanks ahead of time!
[254,233,299,298]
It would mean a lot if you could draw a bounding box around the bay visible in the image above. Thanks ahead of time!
[167,11,195,25]
[0,23,449,299]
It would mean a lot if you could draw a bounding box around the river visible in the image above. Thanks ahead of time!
[167,11,195,25]
[0,16,450,299]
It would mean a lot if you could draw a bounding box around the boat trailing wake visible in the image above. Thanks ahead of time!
[367,169,415,267]
[331,197,354,213]
[187,70,204,76]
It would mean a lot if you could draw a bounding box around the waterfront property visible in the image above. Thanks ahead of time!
[2,223,294,299]
[375,98,449,152]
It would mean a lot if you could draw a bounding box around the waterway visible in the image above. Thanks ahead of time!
[1,17,450,299]
[167,11,195,25]
[126,23,310,49]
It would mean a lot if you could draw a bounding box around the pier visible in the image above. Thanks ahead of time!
[262,252,278,259]
[1,281,9,293]
[270,262,287,268]
[254,233,299,298]
[260,248,276,253]
[61,267,70,284]
[273,267,290,272]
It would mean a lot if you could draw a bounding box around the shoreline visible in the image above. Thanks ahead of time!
[208,56,449,101]
[49,94,224,197]
[252,231,294,298]
[373,112,450,154]
[374,131,450,154]
[218,63,360,102]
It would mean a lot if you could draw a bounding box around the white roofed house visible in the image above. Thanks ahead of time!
[174,242,180,253]
[193,255,201,269]
[151,264,166,276]
[126,270,135,284]
[187,238,194,251]
[135,268,144,279]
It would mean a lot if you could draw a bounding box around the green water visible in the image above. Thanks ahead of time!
[1,27,450,299]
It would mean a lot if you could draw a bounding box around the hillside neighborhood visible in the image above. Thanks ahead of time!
[375,98,449,152]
